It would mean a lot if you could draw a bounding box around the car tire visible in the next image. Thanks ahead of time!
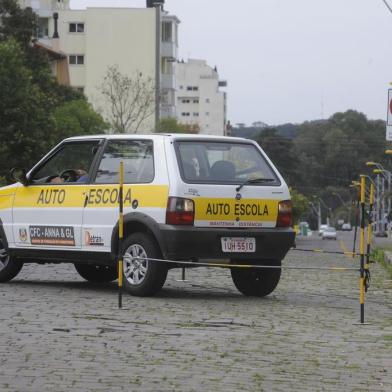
[0,237,23,283]
[74,264,118,283]
[122,232,167,297]
[231,259,281,297]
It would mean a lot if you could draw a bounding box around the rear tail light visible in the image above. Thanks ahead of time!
[166,197,195,225]
[277,200,292,227]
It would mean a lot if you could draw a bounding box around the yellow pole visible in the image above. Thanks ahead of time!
[359,175,366,323]
[118,161,124,309]
[364,182,374,295]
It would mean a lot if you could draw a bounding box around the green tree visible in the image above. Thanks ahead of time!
[53,99,108,140]
[290,188,309,224]
[156,117,199,134]
[0,38,107,179]
[0,0,36,48]
[254,128,295,185]
[0,38,55,177]
[292,110,387,196]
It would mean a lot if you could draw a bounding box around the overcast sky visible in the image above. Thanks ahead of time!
[71,0,392,126]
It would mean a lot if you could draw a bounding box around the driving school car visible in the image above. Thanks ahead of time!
[0,134,295,297]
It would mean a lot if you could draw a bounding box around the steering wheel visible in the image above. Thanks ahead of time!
[59,169,78,182]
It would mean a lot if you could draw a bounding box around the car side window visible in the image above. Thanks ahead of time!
[94,140,154,184]
[31,141,100,184]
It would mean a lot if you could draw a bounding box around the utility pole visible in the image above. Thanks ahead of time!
[318,200,322,230]
[153,1,162,128]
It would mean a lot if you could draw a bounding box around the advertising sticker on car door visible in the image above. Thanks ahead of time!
[29,226,75,246]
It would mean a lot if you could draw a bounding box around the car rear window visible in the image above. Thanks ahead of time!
[175,141,280,185]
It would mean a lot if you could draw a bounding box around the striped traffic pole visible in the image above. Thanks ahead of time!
[359,175,366,323]
[118,162,124,309]
[365,182,375,293]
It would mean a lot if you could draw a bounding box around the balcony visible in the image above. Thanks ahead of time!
[161,41,177,60]
[161,73,175,90]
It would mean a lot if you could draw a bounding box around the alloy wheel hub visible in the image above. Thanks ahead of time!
[123,244,148,285]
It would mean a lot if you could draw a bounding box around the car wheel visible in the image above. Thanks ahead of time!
[74,264,117,283]
[122,233,167,297]
[230,259,281,297]
[0,237,23,283]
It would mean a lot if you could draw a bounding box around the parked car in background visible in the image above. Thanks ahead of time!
[322,227,337,240]
[318,224,328,236]
[341,223,352,231]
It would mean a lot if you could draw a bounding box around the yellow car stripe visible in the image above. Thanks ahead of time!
[12,185,169,209]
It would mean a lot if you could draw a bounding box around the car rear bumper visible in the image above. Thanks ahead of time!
[159,225,295,262]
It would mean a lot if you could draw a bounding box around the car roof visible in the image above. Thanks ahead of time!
[63,133,254,143]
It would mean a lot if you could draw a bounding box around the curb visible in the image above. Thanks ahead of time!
[384,250,392,265]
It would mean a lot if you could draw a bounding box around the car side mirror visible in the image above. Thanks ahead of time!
[10,168,29,186]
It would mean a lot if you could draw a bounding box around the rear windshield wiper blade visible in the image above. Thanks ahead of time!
[236,178,275,192]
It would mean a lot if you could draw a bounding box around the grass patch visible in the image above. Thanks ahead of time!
[372,248,392,279]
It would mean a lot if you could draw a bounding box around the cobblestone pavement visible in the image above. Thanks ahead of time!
[0,233,391,392]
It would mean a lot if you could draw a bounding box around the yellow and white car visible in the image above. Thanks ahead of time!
[0,134,295,296]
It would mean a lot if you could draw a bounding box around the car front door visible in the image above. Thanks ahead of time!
[12,140,102,251]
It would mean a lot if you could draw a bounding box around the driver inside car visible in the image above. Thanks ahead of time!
[50,169,88,183]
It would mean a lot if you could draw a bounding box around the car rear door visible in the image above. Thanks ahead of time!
[171,138,290,229]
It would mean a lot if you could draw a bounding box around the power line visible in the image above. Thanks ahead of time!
[381,0,392,14]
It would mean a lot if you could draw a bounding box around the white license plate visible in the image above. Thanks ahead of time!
[221,237,256,253]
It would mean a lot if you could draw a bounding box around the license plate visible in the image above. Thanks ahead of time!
[221,237,256,253]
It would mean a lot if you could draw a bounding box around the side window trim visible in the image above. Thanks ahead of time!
[86,139,107,184]
[28,139,105,186]
[93,139,155,185]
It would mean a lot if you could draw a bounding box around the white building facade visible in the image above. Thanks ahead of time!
[175,59,227,136]
[19,0,179,131]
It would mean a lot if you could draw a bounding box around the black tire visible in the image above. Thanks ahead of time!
[122,232,167,297]
[231,259,281,297]
[0,237,23,283]
[74,264,118,283]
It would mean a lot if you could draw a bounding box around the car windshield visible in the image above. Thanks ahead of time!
[175,141,280,185]
[325,228,336,232]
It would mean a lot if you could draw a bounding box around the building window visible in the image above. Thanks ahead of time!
[187,86,199,91]
[206,112,210,116]
[75,87,84,93]
[206,98,210,103]
[37,17,49,38]
[193,99,199,104]
[179,85,183,90]
[193,112,199,117]
[69,23,85,33]
[182,99,190,104]
[181,112,190,117]
[69,55,84,65]
[162,21,173,42]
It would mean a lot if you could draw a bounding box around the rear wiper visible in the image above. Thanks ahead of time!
[236,178,275,192]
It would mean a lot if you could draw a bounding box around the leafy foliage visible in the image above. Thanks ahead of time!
[156,117,199,134]
[0,38,55,176]
[0,1,107,181]
[53,100,109,139]
[255,128,296,185]
[290,188,309,224]
[0,0,36,47]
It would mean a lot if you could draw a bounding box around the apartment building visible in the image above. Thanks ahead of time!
[176,59,227,136]
[19,0,179,131]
